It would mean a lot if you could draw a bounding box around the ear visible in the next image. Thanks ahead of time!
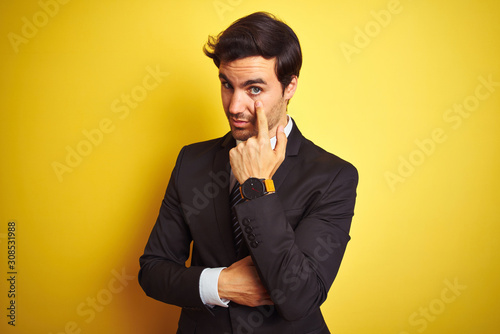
[284,75,298,100]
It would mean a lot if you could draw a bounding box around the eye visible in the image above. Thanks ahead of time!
[222,82,233,89]
[249,86,262,95]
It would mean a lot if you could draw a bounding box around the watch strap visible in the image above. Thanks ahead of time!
[264,179,275,193]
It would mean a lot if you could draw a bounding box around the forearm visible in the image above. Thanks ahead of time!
[139,256,206,308]
[139,145,208,309]
[234,196,331,319]
[233,166,357,320]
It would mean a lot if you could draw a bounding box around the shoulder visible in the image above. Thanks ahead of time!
[182,134,229,152]
[290,121,357,181]
[303,136,358,183]
[177,133,232,160]
[169,134,233,189]
[302,135,355,166]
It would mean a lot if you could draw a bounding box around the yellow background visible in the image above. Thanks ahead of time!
[1,0,499,333]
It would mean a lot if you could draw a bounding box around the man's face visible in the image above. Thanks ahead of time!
[219,56,296,141]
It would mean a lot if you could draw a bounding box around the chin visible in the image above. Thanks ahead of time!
[231,128,254,141]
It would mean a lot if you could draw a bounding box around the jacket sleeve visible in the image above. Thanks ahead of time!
[234,162,358,321]
[138,146,206,309]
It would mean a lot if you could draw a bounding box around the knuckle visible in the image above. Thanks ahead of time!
[236,143,245,152]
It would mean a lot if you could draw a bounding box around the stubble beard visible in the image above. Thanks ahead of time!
[229,98,286,141]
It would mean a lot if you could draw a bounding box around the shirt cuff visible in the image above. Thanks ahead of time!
[199,267,229,308]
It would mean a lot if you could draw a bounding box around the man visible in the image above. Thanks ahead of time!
[139,12,358,334]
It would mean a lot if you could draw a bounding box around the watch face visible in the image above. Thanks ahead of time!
[242,178,265,200]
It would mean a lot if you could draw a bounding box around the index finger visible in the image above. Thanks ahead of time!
[255,100,269,141]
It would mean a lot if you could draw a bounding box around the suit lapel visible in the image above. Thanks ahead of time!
[272,119,303,189]
[212,133,238,263]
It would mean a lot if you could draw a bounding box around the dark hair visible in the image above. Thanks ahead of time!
[203,12,302,92]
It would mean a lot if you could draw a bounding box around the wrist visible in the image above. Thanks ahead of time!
[200,267,229,307]
[217,268,230,300]
[239,178,275,200]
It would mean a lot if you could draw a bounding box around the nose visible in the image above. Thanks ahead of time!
[228,90,247,115]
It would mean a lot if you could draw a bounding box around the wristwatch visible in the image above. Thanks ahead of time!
[239,178,275,200]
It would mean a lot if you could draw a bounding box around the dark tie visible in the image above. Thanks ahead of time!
[230,182,244,251]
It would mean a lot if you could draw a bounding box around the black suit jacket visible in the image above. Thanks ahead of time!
[139,120,358,333]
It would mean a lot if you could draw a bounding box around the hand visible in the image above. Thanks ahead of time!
[229,101,287,184]
[218,256,274,307]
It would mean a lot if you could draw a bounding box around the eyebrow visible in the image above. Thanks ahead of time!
[219,73,267,87]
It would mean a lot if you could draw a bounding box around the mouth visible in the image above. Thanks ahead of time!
[230,119,250,128]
